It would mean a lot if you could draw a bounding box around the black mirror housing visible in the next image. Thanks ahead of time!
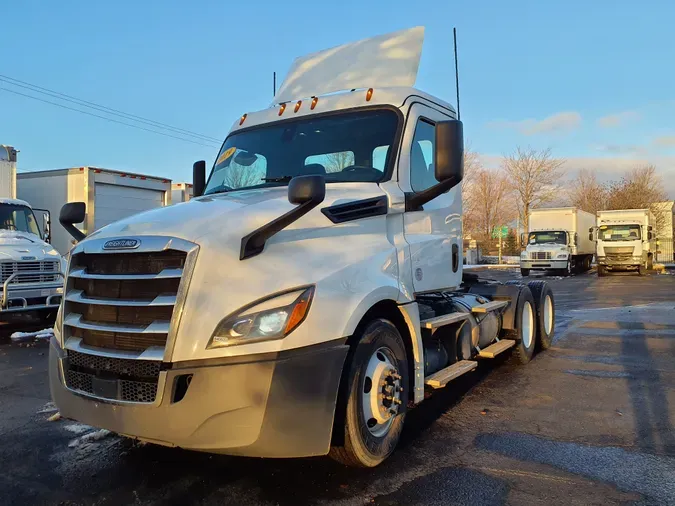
[288,175,326,205]
[588,233,593,241]
[60,202,85,225]
[434,120,464,183]
[193,160,206,197]
[59,202,86,242]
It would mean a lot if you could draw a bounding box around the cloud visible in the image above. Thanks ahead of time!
[652,135,675,148]
[488,112,582,135]
[596,110,641,128]
[594,144,647,156]
[477,153,675,199]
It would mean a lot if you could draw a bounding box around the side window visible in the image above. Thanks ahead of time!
[410,120,436,192]
[372,145,389,172]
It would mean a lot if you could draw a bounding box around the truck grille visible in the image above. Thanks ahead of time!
[63,249,187,353]
[0,261,60,284]
[529,252,552,260]
[605,246,635,262]
[64,350,160,403]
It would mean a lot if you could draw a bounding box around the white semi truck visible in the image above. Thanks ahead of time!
[0,146,65,321]
[48,28,556,467]
[595,209,656,276]
[520,207,596,276]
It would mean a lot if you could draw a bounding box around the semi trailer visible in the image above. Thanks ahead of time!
[595,209,656,276]
[520,207,596,276]
[18,167,172,255]
[49,27,556,467]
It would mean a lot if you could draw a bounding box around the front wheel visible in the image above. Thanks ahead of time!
[638,264,647,276]
[505,286,537,365]
[521,268,530,277]
[330,319,409,467]
[598,265,607,277]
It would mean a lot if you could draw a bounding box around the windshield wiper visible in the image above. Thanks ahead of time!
[261,176,294,183]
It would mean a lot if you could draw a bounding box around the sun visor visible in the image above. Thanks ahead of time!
[273,26,424,104]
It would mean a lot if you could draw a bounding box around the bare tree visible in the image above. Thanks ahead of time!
[502,147,565,233]
[461,146,481,235]
[605,164,668,232]
[221,160,265,189]
[567,169,607,214]
[323,151,354,173]
[470,168,515,247]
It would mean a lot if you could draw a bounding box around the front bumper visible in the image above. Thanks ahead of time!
[597,256,642,268]
[520,259,568,270]
[50,337,348,457]
[0,283,63,314]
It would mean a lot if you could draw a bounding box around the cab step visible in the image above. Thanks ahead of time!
[477,339,516,358]
[471,300,509,314]
[424,360,477,388]
[420,312,470,330]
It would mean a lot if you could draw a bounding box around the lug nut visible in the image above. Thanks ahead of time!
[393,398,402,405]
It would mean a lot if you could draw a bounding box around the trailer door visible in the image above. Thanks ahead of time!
[94,183,164,230]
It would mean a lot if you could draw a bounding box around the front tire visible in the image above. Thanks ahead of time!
[638,264,647,276]
[521,268,530,277]
[598,265,607,277]
[329,319,409,467]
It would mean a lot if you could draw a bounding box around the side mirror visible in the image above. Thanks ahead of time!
[59,202,86,242]
[193,160,206,197]
[648,232,653,240]
[43,212,51,243]
[434,120,464,183]
[574,232,578,246]
[288,174,326,205]
[240,175,326,260]
[520,233,526,246]
[648,225,653,232]
[588,233,593,241]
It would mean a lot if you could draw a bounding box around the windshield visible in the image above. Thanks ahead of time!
[0,204,41,237]
[528,231,567,245]
[599,224,641,241]
[204,109,399,195]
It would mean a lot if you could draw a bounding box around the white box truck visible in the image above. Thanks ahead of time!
[0,146,65,321]
[595,209,656,276]
[49,28,557,467]
[520,207,596,276]
[18,167,172,255]
[171,182,193,204]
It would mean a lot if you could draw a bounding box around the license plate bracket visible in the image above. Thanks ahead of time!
[91,377,119,399]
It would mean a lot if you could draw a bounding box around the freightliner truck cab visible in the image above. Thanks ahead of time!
[50,28,555,467]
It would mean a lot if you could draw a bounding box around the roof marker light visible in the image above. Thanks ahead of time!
[239,114,247,125]
[294,100,302,113]
[310,96,318,110]
[366,88,374,101]
[278,103,287,116]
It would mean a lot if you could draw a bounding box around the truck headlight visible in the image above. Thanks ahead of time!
[520,252,527,259]
[208,287,314,348]
[556,254,568,259]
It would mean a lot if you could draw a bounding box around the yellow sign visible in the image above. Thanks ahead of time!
[216,147,236,165]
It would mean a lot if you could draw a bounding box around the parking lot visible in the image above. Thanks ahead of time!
[1,268,674,505]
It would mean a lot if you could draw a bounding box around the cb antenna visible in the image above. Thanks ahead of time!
[273,71,277,98]
[453,27,461,121]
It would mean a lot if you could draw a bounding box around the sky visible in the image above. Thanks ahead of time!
[2,0,674,197]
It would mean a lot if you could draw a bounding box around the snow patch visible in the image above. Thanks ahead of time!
[64,423,94,435]
[10,328,54,341]
[0,229,42,244]
[37,402,57,414]
[68,429,112,448]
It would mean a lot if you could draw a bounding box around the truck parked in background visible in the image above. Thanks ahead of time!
[50,27,556,467]
[171,182,193,203]
[595,209,656,276]
[520,207,596,276]
[0,146,64,322]
[18,167,172,255]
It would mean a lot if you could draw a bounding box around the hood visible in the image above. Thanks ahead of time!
[0,230,61,262]
[86,184,382,244]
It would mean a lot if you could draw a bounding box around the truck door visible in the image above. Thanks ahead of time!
[399,103,462,293]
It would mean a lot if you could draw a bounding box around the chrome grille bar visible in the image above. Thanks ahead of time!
[65,289,177,307]
[64,313,171,334]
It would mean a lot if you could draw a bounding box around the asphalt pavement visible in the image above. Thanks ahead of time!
[1,268,674,505]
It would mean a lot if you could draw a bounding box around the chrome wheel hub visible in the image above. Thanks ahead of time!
[362,346,403,437]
